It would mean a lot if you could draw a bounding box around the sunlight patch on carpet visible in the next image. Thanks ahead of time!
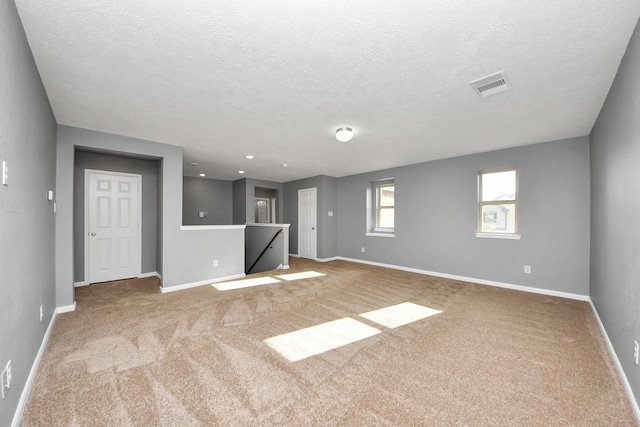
[275,271,326,281]
[359,302,442,328]
[214,277,281,291]
[264,318,381,362]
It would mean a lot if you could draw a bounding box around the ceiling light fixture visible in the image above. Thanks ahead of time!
[335,127,353,142]
[189,162,199,166]
[199,173,206,177]
[245,155,254,159]
[238,170,245,174]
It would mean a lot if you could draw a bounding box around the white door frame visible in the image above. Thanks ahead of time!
[298,187,317,259]
[84,169,142,284]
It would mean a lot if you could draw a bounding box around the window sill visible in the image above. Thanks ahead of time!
[475,232,521,240]
[366,232,395,238]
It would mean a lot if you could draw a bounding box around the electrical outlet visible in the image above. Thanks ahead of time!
[361,247,365,253]
[524,265,532,274]
[40,304,44,321]
[1,360,11,399]
[634,341,639,366]
[213,259,219,267]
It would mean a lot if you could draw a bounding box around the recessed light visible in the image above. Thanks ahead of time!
[283,163,289,168]
[245,155,254,160]
[199,173,206,177]
[238,170,245,174]
[189,162,199,166]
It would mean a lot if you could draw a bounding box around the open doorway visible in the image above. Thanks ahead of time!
[255,187,278,223]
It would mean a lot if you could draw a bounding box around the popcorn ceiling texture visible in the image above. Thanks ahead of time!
[13,0,640,181]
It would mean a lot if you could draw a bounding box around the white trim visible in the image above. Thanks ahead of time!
[76,272,160,287]
[366,232,396,238]
[336,257,589,301]
[160,273,246,294]
[11,310,58,427]
[316,257,339,262]
[56,302,77,313]
[475,232,521,240]
[180,225,246,231]
[138,271,161,279]
[289,253,300,258]
[589,299,640,424]
[85,170,142,284]
[277,264,290,270]
[245,222,291,228]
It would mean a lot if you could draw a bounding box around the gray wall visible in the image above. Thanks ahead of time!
[0,1,57,423]
[245,178,283,223]
[232,178,247,224]
[255,187,277,199]
[232,178,284,225]
[337,137,591,295]
[74,150,159,282]
[183,177,232,225]
[590,18,640,409]
[56,126,245,303]
[283,175,338,259]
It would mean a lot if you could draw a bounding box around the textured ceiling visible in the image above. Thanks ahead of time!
[14,0,640,182]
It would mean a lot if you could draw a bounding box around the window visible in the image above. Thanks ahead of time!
[375,181,394,231]
[478,168,518,235]
[366,179,395,236]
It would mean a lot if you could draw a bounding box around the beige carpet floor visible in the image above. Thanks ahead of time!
[21,259,636,426]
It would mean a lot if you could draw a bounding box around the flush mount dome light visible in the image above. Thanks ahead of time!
[335,127,353,142]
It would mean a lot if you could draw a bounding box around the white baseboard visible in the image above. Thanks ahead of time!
[11,310,58,427]
[138,271,162,279]
[75,272,161,288]
[161,273,246,294]
[336,257,590,302]
[289,253,300,258]
[56,302,77,313]
[588,299,640,424]
[277,264,290,270]
[316,257,339,262]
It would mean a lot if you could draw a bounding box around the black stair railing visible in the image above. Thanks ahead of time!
[247,228,283,274]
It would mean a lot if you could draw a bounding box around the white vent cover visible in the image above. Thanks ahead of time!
[470,71,512,98]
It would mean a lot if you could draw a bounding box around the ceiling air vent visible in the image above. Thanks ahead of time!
[470,71,512,98]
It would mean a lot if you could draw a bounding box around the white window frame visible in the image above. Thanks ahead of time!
[476,167,521,240]
[367,179,395,237]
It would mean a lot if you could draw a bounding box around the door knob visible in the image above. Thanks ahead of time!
[312,227,315,230]
[90,233,96,236]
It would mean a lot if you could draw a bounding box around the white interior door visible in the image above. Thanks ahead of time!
[298,187,317,259]
[86,170,141,283]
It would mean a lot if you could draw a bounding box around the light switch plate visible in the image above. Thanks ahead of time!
[2,161,7,186]
[1,360,11,399]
